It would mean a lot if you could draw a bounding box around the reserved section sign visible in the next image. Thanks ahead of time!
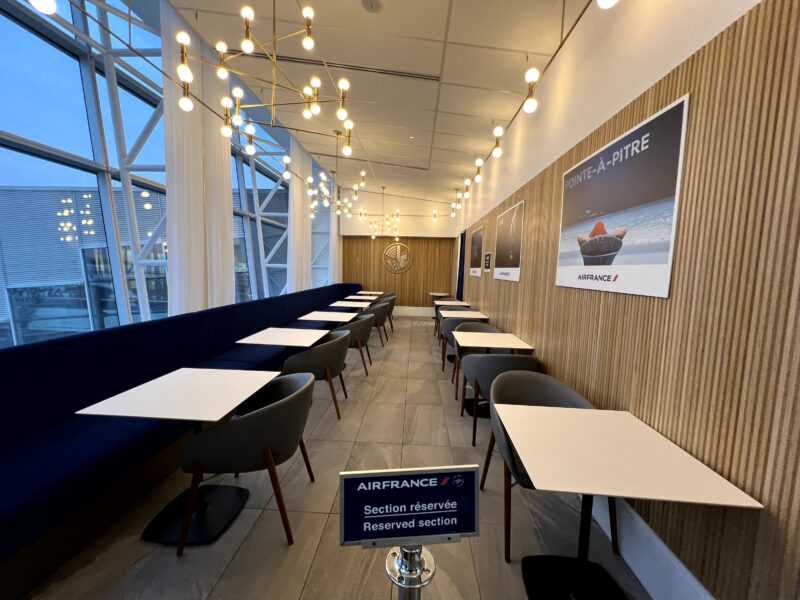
[339,465,479,546]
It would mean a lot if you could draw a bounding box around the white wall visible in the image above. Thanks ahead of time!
[459,0,761,231]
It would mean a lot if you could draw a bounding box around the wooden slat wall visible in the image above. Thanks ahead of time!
[342,237,455,306]
[463,0,799,597]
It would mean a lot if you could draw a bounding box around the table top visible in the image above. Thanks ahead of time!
[238,327,329,347]
[331,301,371,308]
[429,292,450,297]
[299,311,357,323]
[435,300,469,306]
[494,406,762,508]
[345,295,378,301]
[77,368,280,422]
[453,331,533,350]
[358,291,384,295]
[440,310,488,319]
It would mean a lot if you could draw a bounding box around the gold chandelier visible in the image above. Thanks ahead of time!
[173,4,357,160]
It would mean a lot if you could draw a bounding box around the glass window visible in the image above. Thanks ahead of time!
[0,14,93,157]
[0,147,119,348]
[233,216,251,303]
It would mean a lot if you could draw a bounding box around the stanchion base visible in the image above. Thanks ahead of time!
[386,546,435,591]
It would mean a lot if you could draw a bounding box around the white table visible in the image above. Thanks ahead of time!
[77,368,280,422]
[345,295,378,301]
[78,367,281,546]
[435,300,469,307]
[358,290,384,295]
[238,327,328,347]
[440,310,487,319]
[331,301,371,309]
[429,292,449,297]
[495,405,761,562]
[299,311,357,323]
[453,331,533,351]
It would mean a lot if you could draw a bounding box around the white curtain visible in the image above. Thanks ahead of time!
[286,138,312,292]
[329,205,342,283]
[162,3,234,315]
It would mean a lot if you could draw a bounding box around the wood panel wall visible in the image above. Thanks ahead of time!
[342,237,455,306]
[463,0,799,597]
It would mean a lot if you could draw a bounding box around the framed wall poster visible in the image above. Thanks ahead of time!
[469,227,483,276]
[484,252,491,272]
[555,95,689,298]
[494,200,524,281]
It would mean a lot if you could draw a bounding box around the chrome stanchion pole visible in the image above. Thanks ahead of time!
[386,545,435,600]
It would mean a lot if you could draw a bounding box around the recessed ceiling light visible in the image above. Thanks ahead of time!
[409,135,415,139]
[362,0,383,13]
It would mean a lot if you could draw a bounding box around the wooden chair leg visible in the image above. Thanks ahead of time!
[609,497,620,555]
[325,366,341,419]
[460,375,467,416]
[504,461,512,563]
[377,326,385,347]
[480,431,495,490]
[388,313,394,331]
[176,463,204,556]
[452,356,460,387]
[264,447,293,545]
[472,381,481,446]
[365,343,373,364]
[357,341,369,375]
[383,324,389,339]
[441,338,446,371]
[338,372,348,399]
[299,438,315,482]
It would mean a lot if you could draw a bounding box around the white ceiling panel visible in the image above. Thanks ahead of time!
[442,44,546,92]
[432,132,489,156]
[437,84,520,121]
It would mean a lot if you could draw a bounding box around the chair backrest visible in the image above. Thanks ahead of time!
[282,330,350,379]
[490,371,592,486]
[454,322,499,335]
[385,295,397,313]
[335,313,374,348]
[180,372,315,473]
[364,301,390,326]
[461,354,539,399]
[441,317,482,346]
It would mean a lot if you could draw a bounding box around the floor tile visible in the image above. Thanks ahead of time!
[401,445,454,468]
[406,379,443,405]
[310,400,368,442]
[357,403,405,444]
[370,377,407,404]
[403,405,449,446]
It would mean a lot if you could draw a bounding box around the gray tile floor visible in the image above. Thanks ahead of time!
[31,317,649,600]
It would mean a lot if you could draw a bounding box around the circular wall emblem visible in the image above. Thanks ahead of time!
[383,242,412,274]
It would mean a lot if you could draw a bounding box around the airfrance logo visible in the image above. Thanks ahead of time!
[356,475,462,491]
[577,274,620,282]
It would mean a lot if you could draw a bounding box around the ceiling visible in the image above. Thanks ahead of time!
[173,0,587,215]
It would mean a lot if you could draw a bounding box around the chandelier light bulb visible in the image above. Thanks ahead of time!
[451,210,456,218]
[344,119,354,130]
[464,191,471,199]
[177,63,193,83]
[474,173,483,183]
[303,107,313,119]
[492,145,503,158]
[176,31,191,45]
[451,202,456,209]
[302,6,315,19]
[493,125,504,137]
[178,95,194,112]
[221,97,233,109]
[337,107,348,120]
[303,85,313,96]
[457,202,462,210]
[342,144,352,156]
[282,170,292,180]
[215,41,228,53]
[30,0,57,15]
[241,6,255,20]
[220,124,233,138]
[523,96,539,114]
[310,76,321,88]
[337,78,350,91]
[232,113,243,127]
[310,102,321,115]
[232,87,244,99]
[323,198,330,207]
[302,35,315,50]
[282,155,291,164]
[464,178,471,186]
[346,212,352,219]
[524,67,541,83]
[245,143,256,155]
[596,0,620,8]
[475,157,484,167]
[244,123,256,135]
[217,67,229,80]
[241,38,254,53]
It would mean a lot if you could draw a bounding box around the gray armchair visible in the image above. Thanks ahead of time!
[283,330,349,420]
[177,373,315,555]
[451,322,503,390]
[487,371,618,562]
[440,316,481,372]
[432,297,456,336]
[335,313,375,375]
[362,301,390,346]
[435,303,468,338]
[459,354,539,446]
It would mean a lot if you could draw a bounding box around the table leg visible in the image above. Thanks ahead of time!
[578,493,594,561]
